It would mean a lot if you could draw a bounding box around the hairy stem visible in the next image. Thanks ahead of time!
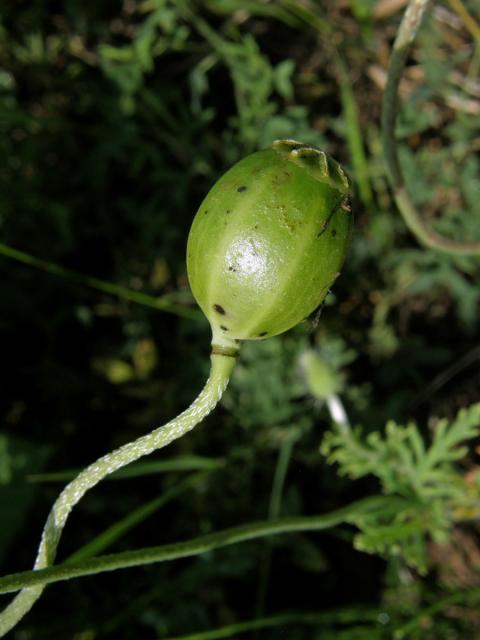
[66,471,210,562]
[381,0,480,256]
[0,352,236,637]
[0,496,395,596]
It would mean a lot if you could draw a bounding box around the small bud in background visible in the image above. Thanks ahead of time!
[299,349,349,428]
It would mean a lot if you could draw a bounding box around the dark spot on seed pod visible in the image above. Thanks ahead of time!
[287,143,304,152]
[237,185,247,192]
[220,325,229,331]
[258,331,268,337]
[317,195,345,237]
[331,229,337,237]
[226,209,231,214]
[317,221,327,237]
[213,304,226,315]
[228,266,237,272]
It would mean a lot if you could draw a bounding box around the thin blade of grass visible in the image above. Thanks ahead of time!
[0,242,199,319]
[335,53,374,208]
[67,472,208,562]
[26,455,225,483]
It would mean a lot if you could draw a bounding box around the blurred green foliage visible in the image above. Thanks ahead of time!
[1,0,480,638]
[322,404,480,572]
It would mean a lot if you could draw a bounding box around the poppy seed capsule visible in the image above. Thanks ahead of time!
[187,140,352,351]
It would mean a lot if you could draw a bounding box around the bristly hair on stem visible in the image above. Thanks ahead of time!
[0,352,237,637]
[0,496,394,597]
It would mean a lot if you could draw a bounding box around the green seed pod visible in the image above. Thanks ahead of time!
[187,140,352,351]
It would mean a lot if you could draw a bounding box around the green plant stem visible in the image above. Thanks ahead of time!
[0,496,394,596]
[66,471,210,562]
[335,53,374,209]
[255,432,297,623]
[0,242,199,319]
[162,607,383,640]
[0,352,236,638]
[27,455,225,483]
[381,0,480,256]
[394,586,480,638]
[448,0,480,42]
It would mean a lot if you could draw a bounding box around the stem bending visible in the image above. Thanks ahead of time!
[0,352,236,638]
[0,496,393,596]
[381,0,480,256]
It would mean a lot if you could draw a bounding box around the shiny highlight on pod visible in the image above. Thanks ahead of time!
[187,140,353,352]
